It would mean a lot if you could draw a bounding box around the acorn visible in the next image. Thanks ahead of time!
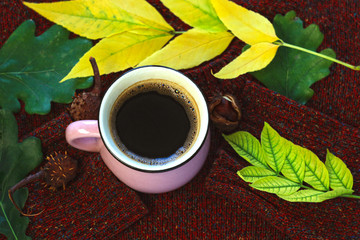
[208,93,241,133]
[69,57,102,120]
[8,151,78,216]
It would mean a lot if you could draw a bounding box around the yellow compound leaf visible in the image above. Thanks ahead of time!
[160,0,226,32]
[24,0,174,40]
[60,30,173,82]
[138,28,234,69]
[211,0,279,45]
[214,42,279,79]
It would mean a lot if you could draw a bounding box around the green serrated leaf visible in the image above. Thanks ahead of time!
[232,122,358,202]
[278,188,354,202]
[250,176,300,195]
[303,148,330,191]
[223,131,269,169]
[237,166,276,183]
[281,142,305,183]
[318,188,354,201]
[248,11,336,104]
[278,189,326,202]
[0,20,93,114]
[261,122,287,173]
[325,150,353,190]
[0,110,43,240]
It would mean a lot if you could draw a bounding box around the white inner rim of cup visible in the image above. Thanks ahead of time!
[99,66,209,172]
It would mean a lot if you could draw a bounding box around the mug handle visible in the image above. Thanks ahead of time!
[65,120,102,152]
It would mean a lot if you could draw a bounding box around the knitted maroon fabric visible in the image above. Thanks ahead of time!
[19,112,148,239]
[206,81,360,240]
[1,0,360,239]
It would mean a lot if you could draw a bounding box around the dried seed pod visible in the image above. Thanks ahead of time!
[43,152,78,189]
[69,57,102,120]
[8,151,78,216]
[209,93,241,133]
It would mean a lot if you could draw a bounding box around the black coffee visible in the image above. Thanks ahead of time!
[110,79,199,165]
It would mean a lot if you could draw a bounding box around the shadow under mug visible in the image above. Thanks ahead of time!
[65,66,210,193]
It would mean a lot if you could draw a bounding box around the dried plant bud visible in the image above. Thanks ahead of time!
[8,151,78,216]
[209,94,241,133]
[69,57,102,120]
[43,152,78,190]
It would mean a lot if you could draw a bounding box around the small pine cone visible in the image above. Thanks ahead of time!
[43,152,78,189]
[69,92,101,120]
[69,57,102,121]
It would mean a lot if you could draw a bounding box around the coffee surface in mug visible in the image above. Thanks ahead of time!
[110,79,199,165]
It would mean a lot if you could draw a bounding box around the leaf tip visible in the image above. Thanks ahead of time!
[59,75,70,83]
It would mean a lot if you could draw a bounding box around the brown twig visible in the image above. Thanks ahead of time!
[89,57,101,95]
[8,171,45,216]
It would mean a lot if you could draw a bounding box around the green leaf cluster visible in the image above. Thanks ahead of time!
[0,110,43,240]
[0,20,93,115]
[223,122,358,202]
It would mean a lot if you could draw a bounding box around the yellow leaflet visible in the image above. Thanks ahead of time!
[211,0,279,45]
[60,30,173,82]
[160,0,226,32]
[214,42,279,79]
[138,29,234,69]
[24,0,173,40]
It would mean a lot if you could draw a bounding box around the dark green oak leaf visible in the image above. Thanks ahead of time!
[248,11,336,104]
[0,110,43,240]
[0,20,93,114]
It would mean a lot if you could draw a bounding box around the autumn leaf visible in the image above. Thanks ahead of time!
[24,0,174,40]
[214,42,279,79]
[248,11,336,104]
[160,0,226,32]
[0,20,93,115]
[0,110,43,240]
[61,29,173,82]
[211,0,279,45]
[138,28,233,69]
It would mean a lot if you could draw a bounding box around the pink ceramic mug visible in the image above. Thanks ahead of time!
[66,66,210,193]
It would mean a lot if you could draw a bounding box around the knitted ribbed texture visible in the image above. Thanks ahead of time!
[1,0,360,239]
[20,112,148,239]
[206,81,360,240]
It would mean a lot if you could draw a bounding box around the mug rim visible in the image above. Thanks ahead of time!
[98,65,209,172]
